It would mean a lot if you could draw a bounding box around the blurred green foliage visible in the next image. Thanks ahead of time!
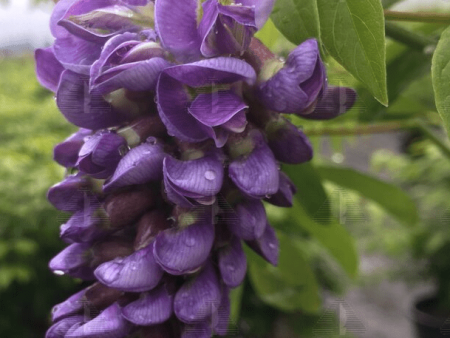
[0,55,78,337]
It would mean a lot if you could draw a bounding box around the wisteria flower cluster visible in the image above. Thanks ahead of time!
[36,0,356,337]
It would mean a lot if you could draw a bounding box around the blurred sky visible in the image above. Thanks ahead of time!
[0,0,450,51]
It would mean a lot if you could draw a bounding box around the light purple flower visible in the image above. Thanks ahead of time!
[53,128,91,168]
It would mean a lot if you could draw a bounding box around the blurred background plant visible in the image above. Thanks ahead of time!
[3,0,450,337]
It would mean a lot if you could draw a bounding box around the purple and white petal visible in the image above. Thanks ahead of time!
[122,284,173,325]
[94,243,164,292]
[49,243,90,276]
[51,288,86,322]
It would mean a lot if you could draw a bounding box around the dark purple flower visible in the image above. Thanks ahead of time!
[153,208,215,275]
[218,236,247,287]
[181,322,213,338]
[77,130,127,179]
[157,57,255,145]
[53,128,91,168]
[122,284,174,325]
[174,262,221,323]
[103,138,165,192]
[265,115,313,164]
[48,243,95,280]
[257,38,326,114]
[265,172,297,207]
[163,151,224,207]
[228,130,279,198]
[212,287,231,336]
[300,86,357,120]
[94,242,164,292]
[246,222,279,266]
[47,174,94,213]
[226,197,266,240]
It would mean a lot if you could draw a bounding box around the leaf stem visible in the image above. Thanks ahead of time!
[303,121,418,136]
[384,21,437,52]
[384,10,450,24]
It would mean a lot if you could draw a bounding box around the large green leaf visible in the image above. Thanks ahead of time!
[267,201,359,279]
[247,231,321,313]
[317,165,419,226]
[283,163,331,224]
[271,0,320,45]
[432,25,450,137]
[317,0,388,105]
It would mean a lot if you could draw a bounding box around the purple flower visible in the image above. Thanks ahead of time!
[257,39,327,114]
[77,130,127,179]
[163,150,224,207]
[265,172,297,207]
[35,47,65,92]
[156,57,255,146]
[53,128,91,168]
[155,0,275,60]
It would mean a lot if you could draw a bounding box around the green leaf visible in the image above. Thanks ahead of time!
[317,165,419,226]
[283,163,331,224]
[317,0,388,105]
[247,231,321,313]
[432,25,450,138]
[271,0,320,45]
[229,283,244,324]
[267,201,359,278]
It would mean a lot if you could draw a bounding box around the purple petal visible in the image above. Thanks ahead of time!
[67,303,131,338]
[154,220,215,275]
[78,131,127,179]
[246,223,279,266]
[46,315,84,338]
[164,175,196,208]
[154,0,201,62]
[212,288,230,336]
[60,203,109,243]
[265,172,297,207]
[90,32,139,85]
[229,136,279,199]
[258,39,325,114]
[122,284,173,325]
[53,128,91,168]
[156,72,209,142]
[200,1,257,57]
[218,236,247,288]
[47,175,93,212]
[174,263,221,323]
[49,243,91,276]
[50,0,78,39]
[56,70,132,129]
[163,57,256,87]
[53,36,102,74]
[51,289,86,322]
[93,58,171,95]
[120,41,165,64]
[221,109,247,132]
[103,141,165,192]
[266,117,313,164]
[227,198,267,240]
[188,90,248,127]
[301,87,357,120]
[164,154,224,199]
[239,0,275,28]
[35,47,65,92]
[181,322,212,338]
[94,243,164,292]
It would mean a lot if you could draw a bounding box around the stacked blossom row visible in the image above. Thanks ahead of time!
[36,0,356,337]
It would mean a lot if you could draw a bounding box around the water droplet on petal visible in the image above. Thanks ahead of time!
[53,270,65,276]
[268,242,277,250]
[204,170,216,181]
[185,237,196,247]
[227,264,236,272]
